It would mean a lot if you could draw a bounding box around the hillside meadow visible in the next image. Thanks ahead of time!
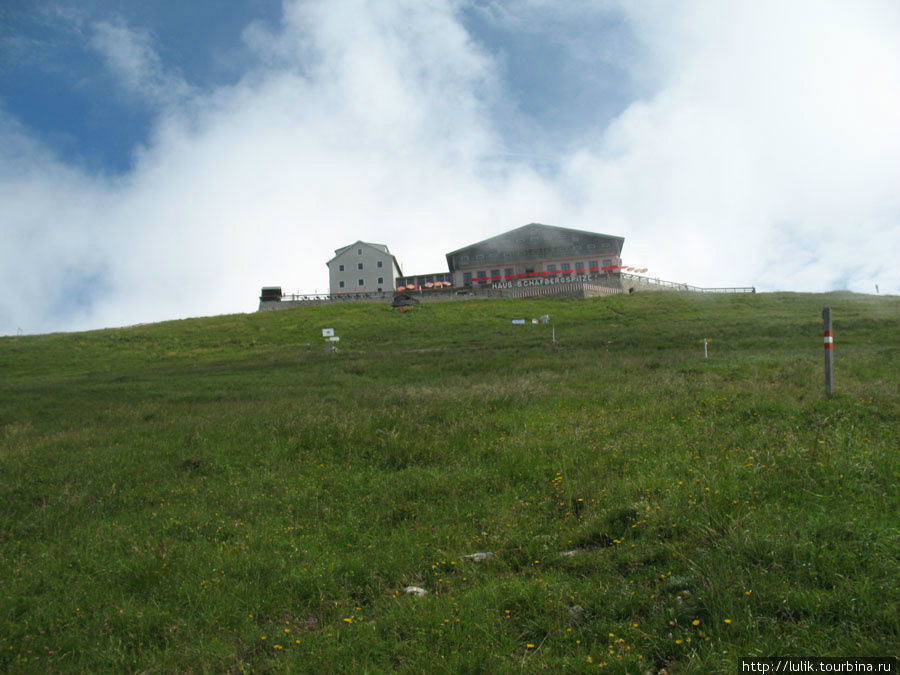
[1,291,898,672]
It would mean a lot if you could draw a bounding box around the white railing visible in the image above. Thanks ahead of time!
[620,273,755,294]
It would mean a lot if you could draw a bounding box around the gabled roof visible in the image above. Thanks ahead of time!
[330,241,389,260]
[446,223,624,271]
[326,240,402,275]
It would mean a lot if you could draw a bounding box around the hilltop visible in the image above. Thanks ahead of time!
[1,292,897,672]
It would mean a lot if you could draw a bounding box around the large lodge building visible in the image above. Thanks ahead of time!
[391,223,625,293]
[444,223,623,289]
[391,223,624,293]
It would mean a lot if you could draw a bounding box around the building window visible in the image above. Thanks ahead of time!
[575,261,584,271]
[603,259,612,267]
[377,260,383,268]
[377,277,383,284]
[477,270,486,280]
[357,248,362,255]
[546,264,557,272]
[463,272,472,286]
[589,260,599,269]
[339,264,344,271]
[358,279,364,286]
[505,268,514,276]
[339,281,345,288]
[358,262,363,270]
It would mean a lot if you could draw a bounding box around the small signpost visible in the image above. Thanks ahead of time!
[322,327,339,347]
[702,337,710,358]
[822,308,834,397]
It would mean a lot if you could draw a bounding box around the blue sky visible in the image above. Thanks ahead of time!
[2,0,899,335]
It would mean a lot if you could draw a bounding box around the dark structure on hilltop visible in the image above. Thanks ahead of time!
[444,223,624,288]
[259,223,753,310]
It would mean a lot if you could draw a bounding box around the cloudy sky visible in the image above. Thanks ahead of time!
[2,0,898,335]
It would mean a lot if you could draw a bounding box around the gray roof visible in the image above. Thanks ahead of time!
[446,223,624,272]
[331,241,390,259]
[326,240,402,275]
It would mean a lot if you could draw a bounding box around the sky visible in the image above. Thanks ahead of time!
[2,0,899,335]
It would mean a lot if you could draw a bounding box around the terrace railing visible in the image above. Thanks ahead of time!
[620,273,755,294]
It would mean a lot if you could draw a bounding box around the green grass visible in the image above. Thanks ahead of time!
[1,292,898,672]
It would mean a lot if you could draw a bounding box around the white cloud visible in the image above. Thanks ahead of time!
[560,0,900,291]
[1,0,899,335]
[89,17,192,107]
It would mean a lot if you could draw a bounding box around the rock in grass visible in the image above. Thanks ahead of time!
[675,590,692,604]
[392,292,419,308]
[567,605,585,624]
[404,586,427,597]
[463,552,495,562]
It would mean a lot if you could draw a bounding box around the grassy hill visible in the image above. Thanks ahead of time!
[1,292,898,672]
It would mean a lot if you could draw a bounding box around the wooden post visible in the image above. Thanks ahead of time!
[822,308,834,397]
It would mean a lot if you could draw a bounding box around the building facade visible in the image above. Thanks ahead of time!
[327,241,403,294]
[445,223,624,288]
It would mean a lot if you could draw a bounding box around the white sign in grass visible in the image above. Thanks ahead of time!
[322,328,334,337]
[511,319,526,325]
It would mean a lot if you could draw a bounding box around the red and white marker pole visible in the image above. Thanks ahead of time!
[822,307,834,397]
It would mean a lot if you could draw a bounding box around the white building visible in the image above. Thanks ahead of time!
[327,241,403,294]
